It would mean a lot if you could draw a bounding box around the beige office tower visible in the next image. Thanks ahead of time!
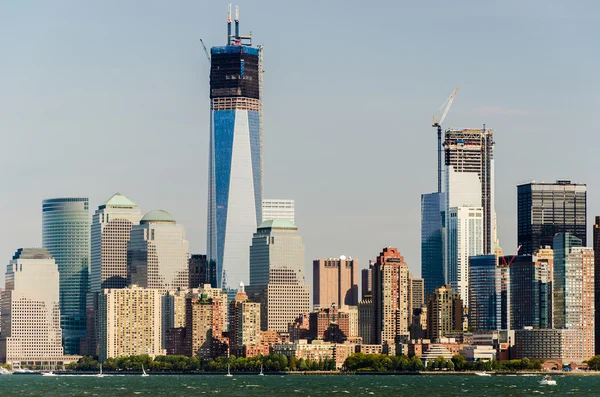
[372,247,410,344]
[247,220,310,332]
[98,286,164,361]
[229,283,261,349]
[409,277,425,313]
[0,248,75,367]
[426,284,463,340]
[313,256,359,309]
[128,210,189,290]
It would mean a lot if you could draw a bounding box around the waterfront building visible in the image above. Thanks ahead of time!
[262,199,295,223]
[42,197,90,354]
[98,286,164,361]
[313,256,359,309]
[247,220,309,332]
[127,210,189,290]
[553,233,582,328]
[468,255,510,330]
[308,306,350,343]
[421,192,445,295]
[358,294,374,344]
[509,255,552,329]
[426,284,463,340]
[447,206,484,306]
[513,328,584,362]
[372,247,410,344]
[0,248,76,367]
[206,10,264,288]
[184,293,227,358]
[188,254,217,289]
[444,128,495,255]
[228,282,261,349]
[594,216,600,355]
[517,180,587,255]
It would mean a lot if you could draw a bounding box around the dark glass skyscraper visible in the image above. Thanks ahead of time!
[42,197,90,354]
[207,10,263,288]
[509,255,552,330]
[468,255,509,331]
[421,192,445,295]
[517,180,587,255]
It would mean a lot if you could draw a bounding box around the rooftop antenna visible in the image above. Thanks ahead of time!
[227,4,232,45]
[235,5,240,38]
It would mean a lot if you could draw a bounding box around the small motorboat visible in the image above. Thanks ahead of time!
[42,371,56,376]
[475,372,491,377]
[540,375,557,386]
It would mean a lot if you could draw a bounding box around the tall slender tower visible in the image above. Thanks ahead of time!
[207,7,263,288]
[42,198,90,355]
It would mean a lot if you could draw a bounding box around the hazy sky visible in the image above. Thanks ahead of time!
[1,1,599,287]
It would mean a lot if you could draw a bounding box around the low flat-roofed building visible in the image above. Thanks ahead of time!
[459,345,496,361]
[514,328,584,362]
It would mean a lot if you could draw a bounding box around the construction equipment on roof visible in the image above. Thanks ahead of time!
[432,87,459,193]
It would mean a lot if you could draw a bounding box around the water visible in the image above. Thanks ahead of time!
[0,374,594,396]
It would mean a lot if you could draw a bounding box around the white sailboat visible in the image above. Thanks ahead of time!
[226,364,233,377]
[96,364,104,378]
[259,365,264,376]
[141,364,149,377]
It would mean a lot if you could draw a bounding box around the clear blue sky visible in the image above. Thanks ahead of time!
[1,1,599,286]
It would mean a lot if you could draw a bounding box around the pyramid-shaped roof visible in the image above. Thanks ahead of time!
[103,192,137,207]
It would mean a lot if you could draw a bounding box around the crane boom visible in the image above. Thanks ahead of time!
[432,87,459,127]
[199,39,211,62]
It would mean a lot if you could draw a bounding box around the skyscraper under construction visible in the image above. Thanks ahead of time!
[207,5,263,288]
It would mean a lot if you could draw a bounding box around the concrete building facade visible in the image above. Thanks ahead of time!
[426,284,463,340]
[313,257,359,309]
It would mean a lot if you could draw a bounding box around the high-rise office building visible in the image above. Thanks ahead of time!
[127,210,189,290]
[313,257,359,309]
[207,10,263,289]
[90,193,142,292]
[262,199,295,223]
[421,192,445,295]
[42,197,90,354]
[509,255,552,329]
[517,181,587,255]
[247,220,309,332]
[553,233,582,328]
[468,255,510,331]
[409,278,425,311]
[361,260,374,298]
[0,249,73,367]
[98,286,164,361]
[372,247,410,344]
[444,128,495,255]
[426,284,463,340]
[188,254,217,289]
[594,216,600,355]
[358,295,373,344]
[447,206,484,306]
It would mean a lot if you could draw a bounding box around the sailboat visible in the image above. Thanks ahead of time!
[141,364,149,377]
[226,364,233,377]
[259,365,264,376]
[96,364,104,378]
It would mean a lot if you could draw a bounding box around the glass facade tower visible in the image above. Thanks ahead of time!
[42,198,90,354]
[207,17,263,289]
[468,255,510,331]
[421,192,445,295]
[517,180,587,255]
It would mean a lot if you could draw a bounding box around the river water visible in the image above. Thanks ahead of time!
[0,374,592,396]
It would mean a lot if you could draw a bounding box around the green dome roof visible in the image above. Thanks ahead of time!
[258,219,297,230]
[141,209,176,224]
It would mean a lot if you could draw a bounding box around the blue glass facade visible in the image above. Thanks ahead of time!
[509,255,553,329]
[421,192,445,295]
[42,197,90,354]
[468,255,509,330]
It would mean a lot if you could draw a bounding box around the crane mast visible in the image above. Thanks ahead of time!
[432,87,458,193]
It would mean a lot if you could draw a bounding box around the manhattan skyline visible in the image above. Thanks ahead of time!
[1,0,599,286]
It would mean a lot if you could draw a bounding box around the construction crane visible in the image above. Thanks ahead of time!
[500,245,522,267]
[432,87,459,193]
[199,38,210,63]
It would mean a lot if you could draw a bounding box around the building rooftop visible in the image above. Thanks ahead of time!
[12,248,53,260]
[257,219,297,230]
[102,192,138,208]
[141,209,176,224]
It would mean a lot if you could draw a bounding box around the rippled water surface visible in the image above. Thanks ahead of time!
[0,374,595,396]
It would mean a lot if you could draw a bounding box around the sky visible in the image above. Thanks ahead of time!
[1,1,599,287]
